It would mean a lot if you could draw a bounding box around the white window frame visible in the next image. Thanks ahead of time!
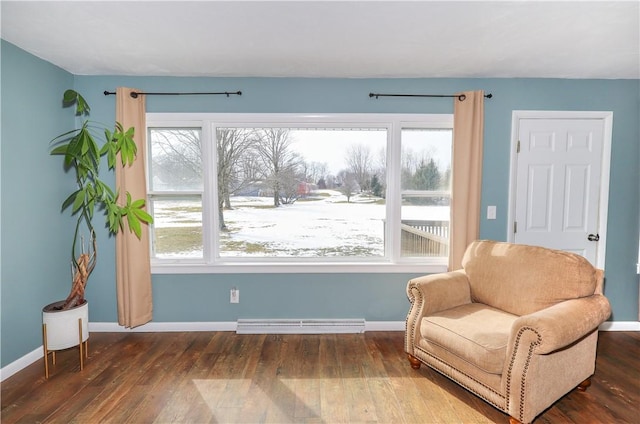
[147,113,452,274]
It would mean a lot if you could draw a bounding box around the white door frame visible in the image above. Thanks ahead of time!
[507,110,613,269]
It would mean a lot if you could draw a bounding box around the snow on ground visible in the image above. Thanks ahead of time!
[154,190,449,258]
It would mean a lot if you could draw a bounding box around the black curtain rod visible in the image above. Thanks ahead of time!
[369,92,492,101]
[104,90,242,99]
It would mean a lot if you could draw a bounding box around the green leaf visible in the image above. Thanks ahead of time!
[51,128,81,143]
[94,181,104,198]
[50,144,69,155]
[112,124,137,166]
[124,126,135,140]
[61,190,81,211]
[63,89,77,104]
[127,213,142,239]
[65,133,84,167]
[118,137,131,166]
[85,182,94,196]
[80,132,90,155]
[89,132,100,163]
[105,127,113,141]
[130,198,146,209]
[132,207,153,225]
[62,89,90,115]
[99,137,110,155]
[106,203,122,234]
[72,188,85,213]
[103,141,117,169]
[87,199,95,218]
[76,93,90,115]
[98,180,116,200]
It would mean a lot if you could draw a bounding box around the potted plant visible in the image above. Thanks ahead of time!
[43,90,152,375]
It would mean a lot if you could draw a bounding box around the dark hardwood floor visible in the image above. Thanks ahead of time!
[2,331,638,423]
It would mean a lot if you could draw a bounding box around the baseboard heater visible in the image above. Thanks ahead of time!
[236,319,366,334]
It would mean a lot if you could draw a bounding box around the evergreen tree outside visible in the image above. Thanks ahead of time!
[413,158,440,190]
[370,174,384,198]
[411,158,441,205]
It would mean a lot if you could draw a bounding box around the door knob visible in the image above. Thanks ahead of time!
[587,233,600,242]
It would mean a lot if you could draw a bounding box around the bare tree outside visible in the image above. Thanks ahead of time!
[338,170,359,202]
[216,128,256,229]
[400,146,420,189]
[372,146,387,197]
[345,143,372,192]
[304,161,329,186]
[276,156,306,204]
[150,129,202,190]
[254,129,300,207]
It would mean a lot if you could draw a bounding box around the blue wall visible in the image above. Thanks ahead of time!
[74,75,640,325]
[2,43,639,368]
[1,40,75,366]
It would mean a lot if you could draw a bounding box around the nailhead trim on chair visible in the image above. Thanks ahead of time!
[405,285,423,354]
[505,326,542,423]
[414,345,506,411]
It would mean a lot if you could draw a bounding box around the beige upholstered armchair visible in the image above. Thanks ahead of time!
[405,240,611,424]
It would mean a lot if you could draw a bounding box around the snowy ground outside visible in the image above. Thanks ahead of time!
[153,190,449,258]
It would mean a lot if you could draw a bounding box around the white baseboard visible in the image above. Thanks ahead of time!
[599,321,640,331]
[0,346,43,382]
[89,321,238,332]
[2,320,636,382]
[365,321,405,331]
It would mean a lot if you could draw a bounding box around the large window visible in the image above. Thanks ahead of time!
[147,114,452,273]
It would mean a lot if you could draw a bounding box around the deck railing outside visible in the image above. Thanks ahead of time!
[401,219,449,257]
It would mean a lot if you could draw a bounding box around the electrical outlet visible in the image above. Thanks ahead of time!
[230,288,239,303]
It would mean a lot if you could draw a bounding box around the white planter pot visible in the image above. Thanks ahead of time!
[42,300,89,350]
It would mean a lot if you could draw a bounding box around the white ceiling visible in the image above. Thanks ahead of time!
[1,1,639,79]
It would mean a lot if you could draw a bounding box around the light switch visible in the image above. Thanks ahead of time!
[487,205,497,220]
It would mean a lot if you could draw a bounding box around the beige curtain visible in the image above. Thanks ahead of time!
[115,87,153,328]
[449,90,485,270]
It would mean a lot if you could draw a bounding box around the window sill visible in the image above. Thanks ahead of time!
[151,261,448,275]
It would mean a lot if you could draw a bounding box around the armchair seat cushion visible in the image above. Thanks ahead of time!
[421,303,518,374]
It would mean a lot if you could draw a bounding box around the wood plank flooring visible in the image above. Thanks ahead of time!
[2,331,638,423]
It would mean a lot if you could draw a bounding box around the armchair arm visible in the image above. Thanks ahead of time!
[405,270,471,353]
[504,294,610,423]
[407,270,472,316]
[509,294,611,355]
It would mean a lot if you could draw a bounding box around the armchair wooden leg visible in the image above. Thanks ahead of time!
[407,354,421,369]
[577,377,592,391]
[509,417,523,424]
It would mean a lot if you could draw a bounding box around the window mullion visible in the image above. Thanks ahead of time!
[202,121,217,263]
[387,121,402,261]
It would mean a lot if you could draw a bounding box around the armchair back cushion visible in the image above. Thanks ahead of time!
[461,240,599,316]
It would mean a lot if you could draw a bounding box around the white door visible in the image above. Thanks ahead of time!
[508,112,612,267]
